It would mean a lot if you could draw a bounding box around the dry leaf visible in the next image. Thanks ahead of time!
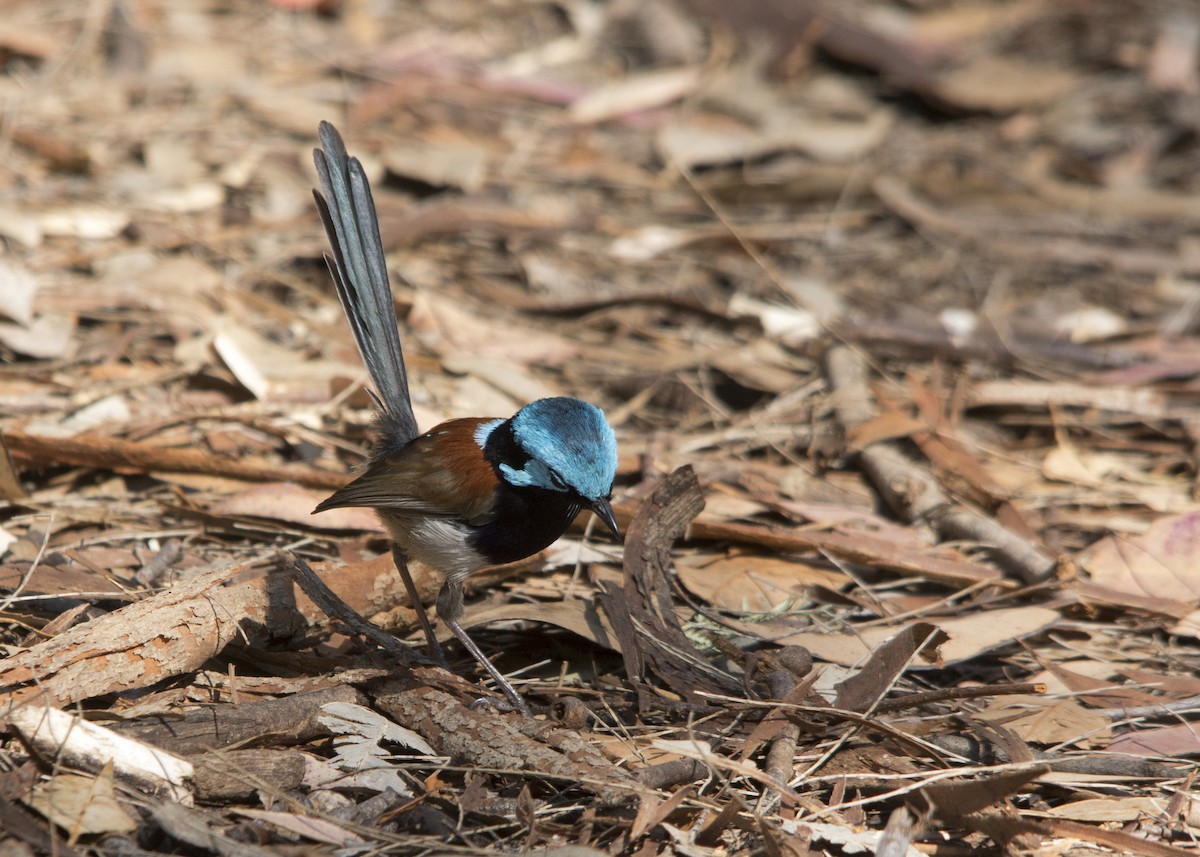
[931,56,1078,111]
[780,607,1058,667]
[37,206,129,239]
[234,809,367,846]
[1047,796,1197,824]
[214,483,383,532]
[570,66,700,123]
[26,770,137,840]
[1108,723,1200,758]
[0,257,38,324]
[451,600,618,651]
[408,292,577,367]
[982,696,1111,748]
[658,108,891,168]
[385,139,489,192]
[675,555,845,613]
[214,320,358,403]
[1081,510,1200,602]
[727,293,819,348]
[0,313,74,359]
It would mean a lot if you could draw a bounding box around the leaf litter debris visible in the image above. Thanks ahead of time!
[1,0,1199,855]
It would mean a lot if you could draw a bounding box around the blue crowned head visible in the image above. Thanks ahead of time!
[503,397,618,501]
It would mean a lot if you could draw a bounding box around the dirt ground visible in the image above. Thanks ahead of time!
[1,0,1199,854]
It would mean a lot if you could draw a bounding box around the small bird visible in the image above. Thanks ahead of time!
[311,121,619,715]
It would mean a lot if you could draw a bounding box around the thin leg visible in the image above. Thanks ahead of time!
[391,544,448,668]
[444,616,532,717]
[437,579,532,715]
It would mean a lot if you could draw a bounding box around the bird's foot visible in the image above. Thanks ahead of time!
[468,694,533,716]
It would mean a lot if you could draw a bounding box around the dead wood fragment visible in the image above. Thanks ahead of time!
[927,735,1181,779]
[825,345,1056,584]
[738,671,823,778]
[2,430,348,489]
[631,758,709,790]
[374,687,638,803]
[0,551,465,711]
[596,465,740,706]
[109,685,365,754]
[0,560,292,709]
[190,749,309,802]
[10,705,193,803]
[874,682,1043,714]
[750,662,815,815]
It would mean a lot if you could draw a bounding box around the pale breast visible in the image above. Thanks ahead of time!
[384,513,486,584]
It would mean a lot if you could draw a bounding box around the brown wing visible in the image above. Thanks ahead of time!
[315,417,499,524]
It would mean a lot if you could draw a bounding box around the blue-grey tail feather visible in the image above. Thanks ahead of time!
[313,121,419,446]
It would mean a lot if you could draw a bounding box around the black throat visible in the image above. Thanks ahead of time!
[470,419,581,565]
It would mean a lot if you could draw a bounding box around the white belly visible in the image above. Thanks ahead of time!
[392,517,486,585]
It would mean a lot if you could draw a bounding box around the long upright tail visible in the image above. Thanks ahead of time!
[313,121,419,448]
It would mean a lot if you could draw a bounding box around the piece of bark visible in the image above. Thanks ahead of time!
[190,749,310,802]
[596,466,739,705]
[108,685,366,754]
[0,553,473,710]
[0,559,297,709]
[632,758,709,790]
[375,686,637,804]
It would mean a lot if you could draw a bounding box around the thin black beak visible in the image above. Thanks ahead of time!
[590,497,620,539]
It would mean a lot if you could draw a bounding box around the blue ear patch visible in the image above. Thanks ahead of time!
[508,398,618,501]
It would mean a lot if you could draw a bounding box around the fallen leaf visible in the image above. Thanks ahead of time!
[1108,722,1200,758]
[779,606,1058,667]
[214,320,359,403]
[234,810,366,846]
[0,313,74,359]
[570,66,700,123]
[675,554,846,613]
[982,696,1111,748]
[1046,796,1194,824]
[0,257,38,324]
[385,139,489,192]
[214,483,382,532]
[1081,510,1200,602]
[25,771,137,840]
[931,56,1078,111]
[452,599,618,651]
[409,292,577,367]
[37,206,129,239]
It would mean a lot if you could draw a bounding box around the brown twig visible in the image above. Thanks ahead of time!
[3,430,349,489]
